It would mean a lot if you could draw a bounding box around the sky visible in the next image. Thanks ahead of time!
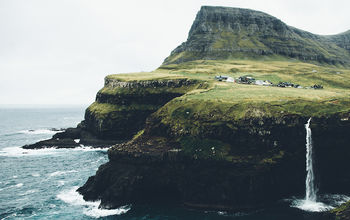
[0,0,349,105]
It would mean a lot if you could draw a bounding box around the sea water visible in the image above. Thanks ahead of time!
[0,106,348,220]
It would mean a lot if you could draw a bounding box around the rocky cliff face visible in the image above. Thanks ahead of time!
[23,77,200,149]
[163,6,350,65]
[78,111,350,210]
[69,6,350,213]
[326,30,350,53]
[83,77,199,140]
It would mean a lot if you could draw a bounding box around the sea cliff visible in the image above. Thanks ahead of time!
[23,6,350,216]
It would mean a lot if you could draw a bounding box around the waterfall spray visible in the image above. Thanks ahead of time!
[305,118,316,202]
[291,117,350,211]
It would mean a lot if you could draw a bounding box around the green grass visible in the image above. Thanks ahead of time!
[179,136,230,160]
[105,72,184,82]
[96,58,350,165]
[87,102,158,120]
[96,59,350,122]
[331,200,350,219]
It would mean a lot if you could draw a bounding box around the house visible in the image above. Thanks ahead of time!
[255,80,272,86]
[226,77,235,83]
[215,75,229,81]
[311,84,323,89]
[238,76,255,84]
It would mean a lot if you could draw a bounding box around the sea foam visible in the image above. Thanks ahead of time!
[18,129,62,135]
[0,146,107,157]
[291,194,350,212]
[49,170,78,177]
[57,187,130,218]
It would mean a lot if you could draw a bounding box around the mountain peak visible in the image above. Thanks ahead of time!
[163,6,350,65]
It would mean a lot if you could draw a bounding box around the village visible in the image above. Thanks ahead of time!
[215,75,324,89]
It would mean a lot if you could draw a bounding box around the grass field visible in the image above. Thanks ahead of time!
[104,59,350,118]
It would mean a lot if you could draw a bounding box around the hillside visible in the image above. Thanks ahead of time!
[24,6,350,215]
[164,6,350,65]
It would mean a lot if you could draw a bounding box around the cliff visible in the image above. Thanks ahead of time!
[77,60,350,210]
[23,5,350,214]
[83,74,199,140]
[76,7,350,211]
[78,108,350,210]
[163,6,350,65]
[24,73,202,149]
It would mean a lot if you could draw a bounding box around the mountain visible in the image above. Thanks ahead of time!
[23,6,350,216]
[163,6,350,65]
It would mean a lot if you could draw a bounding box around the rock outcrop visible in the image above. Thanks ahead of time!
[329,200,350,220]
[23,76,200,149]
[78,111,350,210]
[84,77,199,140]
[163,6,350,65]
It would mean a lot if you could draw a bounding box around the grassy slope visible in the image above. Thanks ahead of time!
[106,59,350,164]
[105,72,185,82]
[156,59,350,117]
[104,59,350,119]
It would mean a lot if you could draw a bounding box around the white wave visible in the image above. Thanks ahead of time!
[57,180,65,186]
[49,170,78,177]
[0,183,23,191]
[31,173,40,177]
[74,139,80,143]
[57,187,130,218]
[291,194,350,212]
[19,189,37,196]
[15,183,23,188]
[0,146,108,157]
[13,175,17,178]
[71,146,108,152]
[18,129,63,135]
[0,146,63,157]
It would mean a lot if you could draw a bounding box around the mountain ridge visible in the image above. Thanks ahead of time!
[163,6,350,65]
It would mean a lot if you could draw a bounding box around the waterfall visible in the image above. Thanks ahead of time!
[291,117,350,211]
[305,118,316,202]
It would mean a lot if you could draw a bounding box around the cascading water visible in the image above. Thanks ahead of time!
[291,117,350,212]
[305,118,317,202]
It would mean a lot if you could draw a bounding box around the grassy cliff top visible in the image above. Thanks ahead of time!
[101,59,350,118]
[105,72,186,82]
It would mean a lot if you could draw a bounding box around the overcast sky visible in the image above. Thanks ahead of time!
[1,0,349,105]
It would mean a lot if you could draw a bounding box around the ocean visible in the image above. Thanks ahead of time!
[0,107,348,220]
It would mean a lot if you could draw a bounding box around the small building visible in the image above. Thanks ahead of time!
[238,76,255,84]
[311,84,323,89]
[277,82,294,88]
[255,80,272,86]
[215,75,229,81]
[226,77,235,83]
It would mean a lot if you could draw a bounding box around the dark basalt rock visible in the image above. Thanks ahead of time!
[22,78,199,149]
[23,127,119,149]
[23,137,79,149]
[78,114,350,210]
[82,78,199,140]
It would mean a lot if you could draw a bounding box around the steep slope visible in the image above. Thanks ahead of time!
[164,6,350,65]
[78,60,350,210]
[326,30,350,52]
[24,73,201,149]
[22,5,350,213]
